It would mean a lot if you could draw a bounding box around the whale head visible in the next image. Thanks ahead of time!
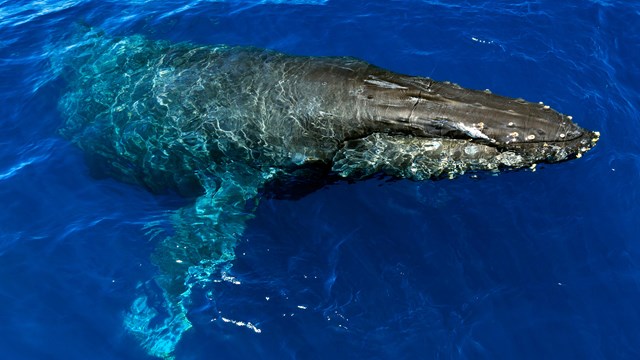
[332,72,599,180]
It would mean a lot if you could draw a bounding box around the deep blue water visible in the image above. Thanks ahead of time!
[1,0,640,359]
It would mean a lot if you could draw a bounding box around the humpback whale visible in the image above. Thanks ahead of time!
[56,30,598,358]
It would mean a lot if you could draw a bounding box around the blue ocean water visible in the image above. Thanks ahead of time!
[1,0,639,359]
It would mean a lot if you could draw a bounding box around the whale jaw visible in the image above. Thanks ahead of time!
[344,72,600,180]
[332,130,599,181]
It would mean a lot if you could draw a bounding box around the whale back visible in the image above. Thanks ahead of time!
[58,34,388,195]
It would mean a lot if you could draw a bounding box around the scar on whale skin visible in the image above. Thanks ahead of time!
[55,30,598,358]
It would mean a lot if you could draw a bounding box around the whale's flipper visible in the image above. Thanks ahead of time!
[125,167,264,358]
[332,133,530,180]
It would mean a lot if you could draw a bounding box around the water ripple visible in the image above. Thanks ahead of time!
[0,0,84,27]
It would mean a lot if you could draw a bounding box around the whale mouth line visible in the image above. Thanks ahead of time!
[378,125,597,153]
[397,112,598,154]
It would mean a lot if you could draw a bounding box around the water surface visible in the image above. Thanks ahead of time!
[1,1,639,359]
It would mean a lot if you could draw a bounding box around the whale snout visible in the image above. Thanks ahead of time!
[362,75,599,164]
[499,126,600,163]
[356,72,599,177]
[472,109,599,163]
[463,103,599,163]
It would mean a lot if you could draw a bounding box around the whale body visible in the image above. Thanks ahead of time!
[57,31,598,358]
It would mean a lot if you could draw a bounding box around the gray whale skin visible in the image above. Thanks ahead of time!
[58,31,598,358]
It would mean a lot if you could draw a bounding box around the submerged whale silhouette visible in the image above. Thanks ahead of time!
[57,30,598,358]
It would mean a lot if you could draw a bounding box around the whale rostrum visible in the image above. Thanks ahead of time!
[57,32,598,358]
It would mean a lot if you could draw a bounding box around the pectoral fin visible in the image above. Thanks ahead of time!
[124,166,264,358]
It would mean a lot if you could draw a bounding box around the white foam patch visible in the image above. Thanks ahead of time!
[221,317,262,333]
[221,272,241,285]
[471,37,494,44]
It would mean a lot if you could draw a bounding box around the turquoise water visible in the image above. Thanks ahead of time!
[1,1,639,359]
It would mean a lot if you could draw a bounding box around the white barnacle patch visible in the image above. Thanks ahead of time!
[567,115,573,120]
[498,151,525,167]
[464,144,480,155]
[422,140,442,151]
[543,105,550,110]
[453,122,490,140]
[507,122,515,127]
[509,132,519,138]
[526,134,536,140]
[559,133,566,139]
